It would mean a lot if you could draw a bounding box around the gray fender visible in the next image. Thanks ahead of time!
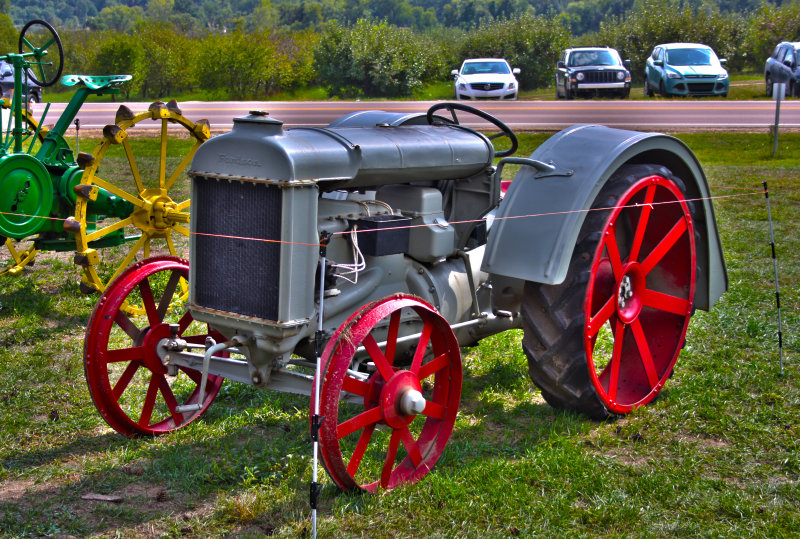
[482,124,727,311]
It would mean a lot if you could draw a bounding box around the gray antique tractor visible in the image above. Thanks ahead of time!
[83,103,727,493]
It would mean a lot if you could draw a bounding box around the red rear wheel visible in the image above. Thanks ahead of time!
[314,295,462,492]
[523,164,697,418]
[84,256,222,436]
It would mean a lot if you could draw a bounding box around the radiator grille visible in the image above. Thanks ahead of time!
[193,176,282,321]
[469,82,504,90]
[687,82,715,92]
[583,70,621,83]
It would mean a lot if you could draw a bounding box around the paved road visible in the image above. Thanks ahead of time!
[30,99,800,133]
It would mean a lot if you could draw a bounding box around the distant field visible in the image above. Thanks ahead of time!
[0,132,797,537]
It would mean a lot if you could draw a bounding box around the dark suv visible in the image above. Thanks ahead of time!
[0,60,42,103]
[765,42,800,97]
[556,47,631,99]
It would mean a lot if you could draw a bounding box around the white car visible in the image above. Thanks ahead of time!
[452,58,520,100]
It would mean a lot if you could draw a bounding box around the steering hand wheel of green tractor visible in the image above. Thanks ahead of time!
[426,102,518,158]
[19,20,64,87]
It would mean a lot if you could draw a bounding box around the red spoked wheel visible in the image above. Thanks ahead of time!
[314,295,462,492]
[522,164,697,419]
[584,173,696,413]
[84,256,223,436]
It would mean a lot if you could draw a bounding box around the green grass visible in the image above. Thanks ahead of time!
[0,132,798,537]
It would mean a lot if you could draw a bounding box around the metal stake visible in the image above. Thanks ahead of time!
[311,233,330,538]
[763,182,784,374]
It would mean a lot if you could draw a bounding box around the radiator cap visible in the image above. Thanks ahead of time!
[234,111,284,135]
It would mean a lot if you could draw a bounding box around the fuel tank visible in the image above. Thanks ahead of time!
[189,111,494,191]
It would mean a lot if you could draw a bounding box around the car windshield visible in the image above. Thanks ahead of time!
[462,61,510,75]
[568,50,620,67]
[666,48,715,66]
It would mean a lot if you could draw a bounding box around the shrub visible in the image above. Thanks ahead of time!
[314,19,447,98]
[595,0,746,82]
[455,14,571,90]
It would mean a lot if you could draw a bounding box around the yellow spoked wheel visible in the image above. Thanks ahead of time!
[0,97,48,276]
[73,100,209,315]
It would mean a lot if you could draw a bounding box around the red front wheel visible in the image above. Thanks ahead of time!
[314,295,462,492]
[84,256,222,436]
[523,164,697,418]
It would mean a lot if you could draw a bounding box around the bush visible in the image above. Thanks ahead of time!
[455,14,571,90]
[314,19,447,98]
[91,33,146,99]
[595,0,746,82]
[742,2,800,72]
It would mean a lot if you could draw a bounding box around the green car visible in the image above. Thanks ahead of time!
[644,43,729,97]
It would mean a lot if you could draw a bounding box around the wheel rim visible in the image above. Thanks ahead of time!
[583,175,695,413]
[73,101,209,315]
[84,256,222,436]
[315,295,462,492]
[0,104,47,275]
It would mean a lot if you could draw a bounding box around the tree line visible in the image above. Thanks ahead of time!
[11,0,800,36]
[1,0,798,100]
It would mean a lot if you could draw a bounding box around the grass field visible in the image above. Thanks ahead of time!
[0,131,797,537]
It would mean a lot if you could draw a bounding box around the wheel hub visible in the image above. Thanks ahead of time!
[132,189,187,236]
[616,263,645,324]
[380,370,424,429]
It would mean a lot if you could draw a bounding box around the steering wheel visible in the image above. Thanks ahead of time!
[18,20,64,87]
[426,102,518,158]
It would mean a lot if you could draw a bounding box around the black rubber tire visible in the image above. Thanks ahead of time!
[765,75,772,97]
[521,164,697,420]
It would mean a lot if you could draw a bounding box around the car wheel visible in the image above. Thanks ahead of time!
[29,92,40,104]
[621,88,630,99]
[644,80,654,97]
[791,80,798,98]
[765,75,772,97]
[565,83,573,100]
[659,80,669,97]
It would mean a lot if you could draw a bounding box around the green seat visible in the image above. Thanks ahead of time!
[60,74,132,90]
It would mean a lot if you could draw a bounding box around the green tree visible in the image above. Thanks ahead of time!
[92,33,146,99]
[742,2,800,72]
[456,13,571,89]
[314,19,446,97]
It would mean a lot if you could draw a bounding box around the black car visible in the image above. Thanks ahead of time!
[556,47,632,99]
[0,60,42,103]
[765,41,800,97]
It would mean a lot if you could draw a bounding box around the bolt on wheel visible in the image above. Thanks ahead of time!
[84,256,223,437]
[314,295,462,492]
[72,100,209,314]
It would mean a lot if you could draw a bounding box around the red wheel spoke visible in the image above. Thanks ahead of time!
[380,430,402,489]
[157,270,182,320]
[409,321,433,375]
[630,320,659,389]
[158,377,183,425]
[138,374,161,427]
[628,185,656,262]
[384,311,401,366]
[642,289,690,316]
[603,226,625,279]
[106,346,145,364]
[399,426,423,467]
[138,277,160,327]
[363,334,394,382]
[114,311,140,341]
[607,323,625,401]
[417,352,449,380]
[111,360,142,400]
[641,217,688,275]
[177,311,193,334]
[422,399,445,420]
[346,423,377,477]
[587,296,615,338]
[337,406,384,439]
[342,375,370,397]
[180,366,202,385]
